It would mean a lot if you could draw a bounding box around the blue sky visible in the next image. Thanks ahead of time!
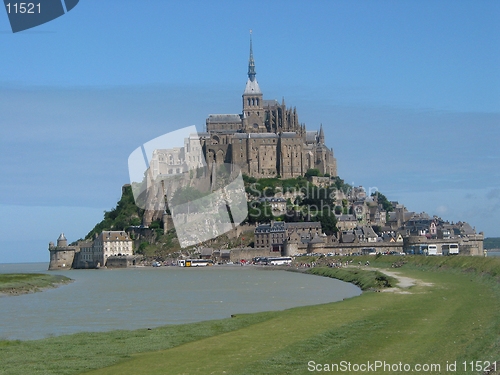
[0,0,499,263]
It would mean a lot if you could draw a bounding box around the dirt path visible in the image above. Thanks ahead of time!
[374,267,433,293]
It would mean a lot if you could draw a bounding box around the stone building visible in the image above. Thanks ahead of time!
[255,221,287,253]
[148,34,337,182]
[48,231,136,270]
[93,231,134,268]
[254,221,322,253]
[77,240,95,268]
[203,35,336,179]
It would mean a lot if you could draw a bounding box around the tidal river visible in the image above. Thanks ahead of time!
[0,262,361,340]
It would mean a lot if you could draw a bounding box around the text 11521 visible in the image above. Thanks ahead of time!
[5,3,41,14]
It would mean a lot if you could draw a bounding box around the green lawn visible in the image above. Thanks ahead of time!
[1,258,499,375]
[82,267,499,375]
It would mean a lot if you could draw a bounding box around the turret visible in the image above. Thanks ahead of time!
[319,124,325,144]
[57,233,68,247]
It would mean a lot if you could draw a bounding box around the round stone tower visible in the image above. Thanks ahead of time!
[48,233,75,270]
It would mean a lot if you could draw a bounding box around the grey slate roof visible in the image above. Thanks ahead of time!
[207,114,242,123]
[256,221,321,233]
[309,234,324,244]
[305,131,318,143]
[244,78,262,95]
[249,133,278,139]
[461,222,475,235]
[285,222,321,229]
[255,222,286,233]
[210,130,240,135]
[362,226,378,238]
[233,133,249,139]
[200,247,214,256]
[341,232,356,243]
[233,132,279,139]
[263,99,279,107]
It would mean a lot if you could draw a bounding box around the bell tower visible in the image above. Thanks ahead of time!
[242,30,265,132]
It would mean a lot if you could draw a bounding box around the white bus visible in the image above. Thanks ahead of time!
[177,259,213,267]
[427,244,438,256]
[442,244,459,255]
[267,257,292,266]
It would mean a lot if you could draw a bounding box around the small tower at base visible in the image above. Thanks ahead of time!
[48,233,77,270]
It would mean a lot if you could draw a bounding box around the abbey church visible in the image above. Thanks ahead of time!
[201,35,337,179]
[148,35,337,182]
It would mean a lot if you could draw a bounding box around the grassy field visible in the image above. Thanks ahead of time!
[0,273,72,296]
[0,257,499,375]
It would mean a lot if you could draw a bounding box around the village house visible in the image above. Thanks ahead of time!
[93,231,134,267]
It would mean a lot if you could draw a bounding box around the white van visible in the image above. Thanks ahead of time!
[427,244,438,256]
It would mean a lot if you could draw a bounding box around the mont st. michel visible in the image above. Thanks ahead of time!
[48,36,484,270]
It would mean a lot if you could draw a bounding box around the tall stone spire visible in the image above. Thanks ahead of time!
[248,30,256,82]
[319,123,325,144]
[243,30,261,95]
[242,30,264,131]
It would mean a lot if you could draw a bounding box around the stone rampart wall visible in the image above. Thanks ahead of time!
[404,235,484,256]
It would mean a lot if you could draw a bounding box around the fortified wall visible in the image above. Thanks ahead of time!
[404,234,484,256]
[226,242,404,262]
[228,247,277,262]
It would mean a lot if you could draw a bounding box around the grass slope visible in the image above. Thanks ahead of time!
[1,258,499,375]
[0,273,71,296]
[0,312,279,374]
[83,268,499,375]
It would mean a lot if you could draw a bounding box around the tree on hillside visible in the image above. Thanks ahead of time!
[85,185,144,239]
[242,174,257,184]
[305,168,321,178]
[342,199,349,215]
[372,191,393,212]
[332,176,351,194]
[313,209,338,236]
[301,185,335,208]
[246,201,273,224]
